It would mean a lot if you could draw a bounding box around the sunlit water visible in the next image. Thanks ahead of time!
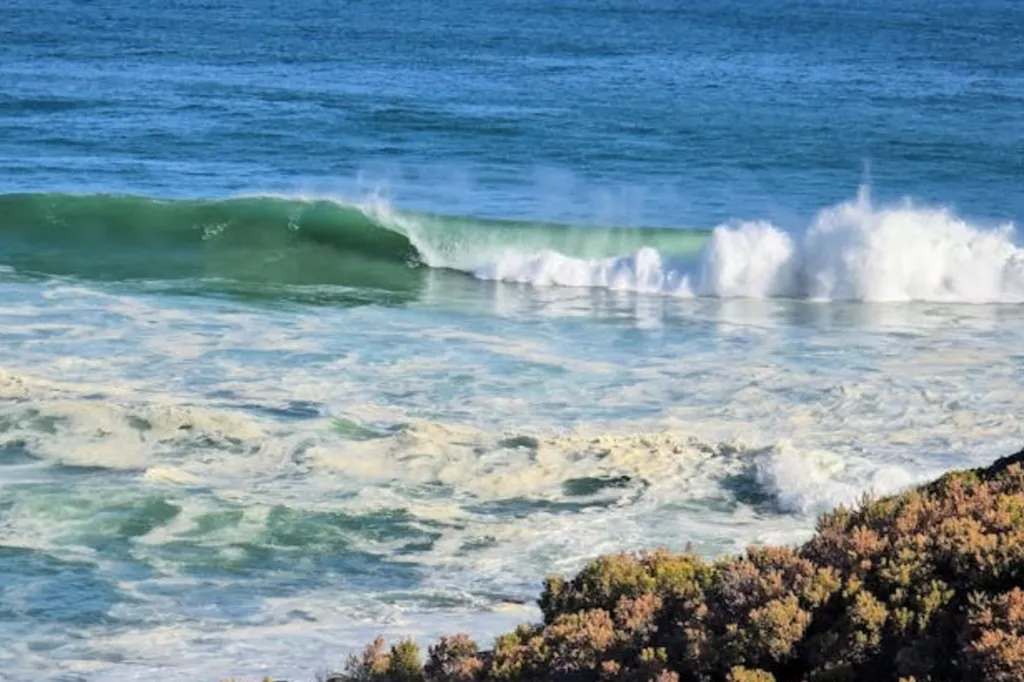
[2,0,1023,679]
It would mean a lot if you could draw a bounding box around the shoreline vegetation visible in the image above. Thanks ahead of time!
[266,449,1024,682]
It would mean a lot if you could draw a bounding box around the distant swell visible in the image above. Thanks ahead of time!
[1,189,1021,303]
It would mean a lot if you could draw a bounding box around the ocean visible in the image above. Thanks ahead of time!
[1,0,1023,679]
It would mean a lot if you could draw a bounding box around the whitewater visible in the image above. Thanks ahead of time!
[4,188,1021,304]
[4,0,1024,678]
[448,190,1024,303]
[2,186,1023,681]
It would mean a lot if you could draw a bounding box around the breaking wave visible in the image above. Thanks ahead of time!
[0,188,1020,302]
[475,189,1024,303]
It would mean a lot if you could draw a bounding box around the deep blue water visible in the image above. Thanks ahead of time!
[1,1,1023,680]
[4,0,1023,224]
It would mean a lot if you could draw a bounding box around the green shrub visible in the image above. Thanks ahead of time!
[726,668,775,682]
[425,635,483,682]
[340,637,424,682]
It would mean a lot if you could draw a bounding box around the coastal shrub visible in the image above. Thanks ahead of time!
[340,637,424,682]
[425,635,484,682]
[725,668,775,682]
[961,588,1024,682]
[332,449,1024,682]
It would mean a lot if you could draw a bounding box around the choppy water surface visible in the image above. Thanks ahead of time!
[1,0,1023,679]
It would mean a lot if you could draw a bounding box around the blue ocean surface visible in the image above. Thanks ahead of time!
[1,0,1023,679]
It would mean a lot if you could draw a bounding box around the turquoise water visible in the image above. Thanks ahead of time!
[1,0,1024,679]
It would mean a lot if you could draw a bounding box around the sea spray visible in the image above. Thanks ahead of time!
[0,190,1020,303]
[473,189,1024,303]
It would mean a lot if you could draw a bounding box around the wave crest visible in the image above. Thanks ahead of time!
[0,190,1020,303]
[473,190,1024,303]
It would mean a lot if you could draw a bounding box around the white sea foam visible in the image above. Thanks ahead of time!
[2,239,1023,682]
[469,191,1024,303]
[230,189,1024,304]
[753,442,921,516]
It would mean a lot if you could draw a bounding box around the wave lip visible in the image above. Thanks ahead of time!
[0,192,706,293]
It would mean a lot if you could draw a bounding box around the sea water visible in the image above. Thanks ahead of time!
[1,0,1023,679]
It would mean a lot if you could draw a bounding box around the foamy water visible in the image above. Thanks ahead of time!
[1,252,1022,680]
[5,0,1024,676]
[468,191,1024,303]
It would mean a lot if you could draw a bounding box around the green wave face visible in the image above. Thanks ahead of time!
[0,193,710,301]
[397,211,710,269]
[0,194,423,295]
